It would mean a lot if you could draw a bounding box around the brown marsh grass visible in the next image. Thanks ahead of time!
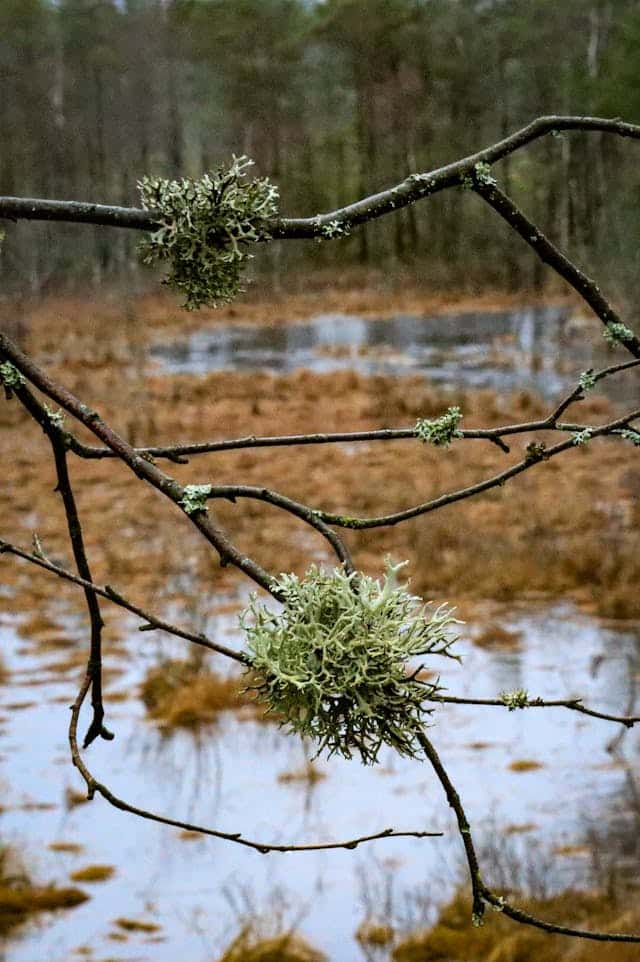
[140,656,254,730]
[2,288,639,675]
[393,888,640,962]
[0,845,88,937]
[216,926,325,962]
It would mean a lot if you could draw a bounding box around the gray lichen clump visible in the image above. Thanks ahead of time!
[243,561,461,764]
[138,157,279,309]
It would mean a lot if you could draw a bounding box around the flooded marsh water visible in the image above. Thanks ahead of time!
[2,300,640,960]
[1,604,639,961]
[150,304,631,402]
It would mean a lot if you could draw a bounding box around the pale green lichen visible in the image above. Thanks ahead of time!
[0,361,25,390]
[572,428,592,447]
[243,561,461,764]
[321,219,350,239]
[603,322,634,346]
[178,484,212,515]
[618,428,640,445]
[462,162,496,190]
[44,404,66,430]
[416,406,463,447]
[138,157,279,309]
[499,688,529,710]
[579,369,597,392]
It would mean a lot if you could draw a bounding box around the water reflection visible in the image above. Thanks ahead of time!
[151,307,633,401]
[1,605,639,961]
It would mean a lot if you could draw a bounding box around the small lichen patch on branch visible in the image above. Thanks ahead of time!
[44,404,66,430]
[243,560,461,764]
[416,406,463,447]
[524,441,547,463]
[499,688,529,710]
[0,361,25,391]
[178,484,212,515]
[603,321,635,346]
[462,162,496,190]
[619,428,640,446]
[578,368,597,392]
[138,157,279,309]
[572,428,592,447]
[321,219,350,239]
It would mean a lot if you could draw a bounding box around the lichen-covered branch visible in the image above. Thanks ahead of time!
[3,115,640,945]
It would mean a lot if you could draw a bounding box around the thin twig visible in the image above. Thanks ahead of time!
[473,180,640,358]
[2,116,640,237]
[67,675,441,853]
[417,730,640,941]
[315,406,640,529]
[427,693,640,728]
[0,332,278,597]
[0,538,248,665]
[51,443,113,748]
[50,358,640,463]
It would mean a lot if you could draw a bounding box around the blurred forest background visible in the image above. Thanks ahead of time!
[3,0,640,299]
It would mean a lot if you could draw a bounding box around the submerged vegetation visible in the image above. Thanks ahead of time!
[140,656,251,730]
[216,926,325,962]
[0,845,88,937]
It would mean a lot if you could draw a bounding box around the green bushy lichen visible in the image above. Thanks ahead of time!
[138,157,279,309]
[578,369,597,392]
[416,406,463,447]
[572,429,592,447]
[178,484,212,515]
[603,322,634,346]
[619,428,640,446]
[0,362,25,390]
[499,688,529,710]
[243,561,461,764]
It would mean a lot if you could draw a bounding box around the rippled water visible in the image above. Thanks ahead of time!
[150,306,631,401]
[1,604,639,961]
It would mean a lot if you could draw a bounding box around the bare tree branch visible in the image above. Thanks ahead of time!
[0,538,248,664]
[473,180,640,358]
[418,731,640,941]
[2,116,640,237]
[315,406,640,530]
[67,675,442,854]
[0,332,278,598]
[428,693,640,728]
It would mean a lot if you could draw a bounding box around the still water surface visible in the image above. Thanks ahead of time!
[1,604,639,961]
[151,305,631,401]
